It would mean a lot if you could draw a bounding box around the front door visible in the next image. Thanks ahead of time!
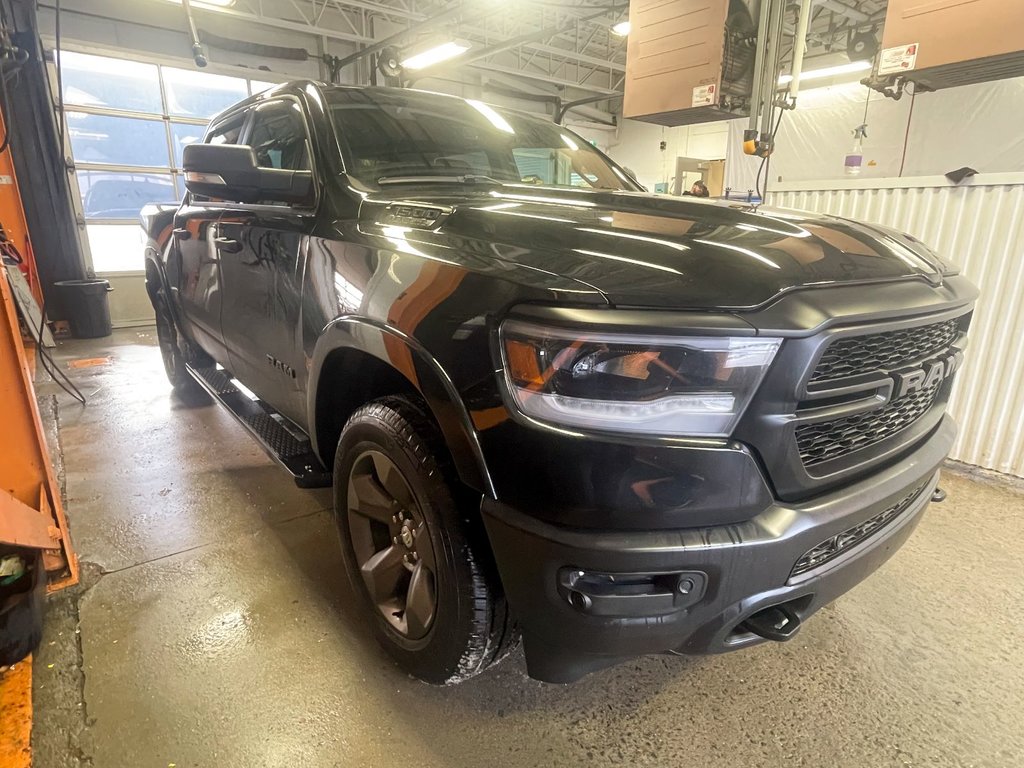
[217,98,317,427]
[171,111,248,366]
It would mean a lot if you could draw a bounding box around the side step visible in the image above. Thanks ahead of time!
[187,365,332,489]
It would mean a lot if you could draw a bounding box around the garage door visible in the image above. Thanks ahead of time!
[56,48,277,326]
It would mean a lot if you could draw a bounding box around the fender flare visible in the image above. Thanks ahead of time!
[307,316,496,498]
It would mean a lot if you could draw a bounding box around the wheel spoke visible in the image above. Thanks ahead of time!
[404,561,435,638]
[360,544,406,604]
[371,452,413,507]
[348,472,397,523]
[412,522,435,570]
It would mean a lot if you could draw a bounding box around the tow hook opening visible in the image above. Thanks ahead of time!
[735,597,810,643]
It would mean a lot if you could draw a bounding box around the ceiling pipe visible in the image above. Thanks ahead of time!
[758,0,787,137]
[179,0,208,67]
[747,0,774,132]
[787,0,814,101]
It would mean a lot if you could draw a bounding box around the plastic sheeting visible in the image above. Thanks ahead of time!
[6,3,89,314]
[725,76,1024,194]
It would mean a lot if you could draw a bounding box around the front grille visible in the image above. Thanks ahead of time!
[810,319,959,383]
[796,378,942,467]
[791,485,927,577]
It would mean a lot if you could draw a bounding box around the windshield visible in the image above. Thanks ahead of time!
[326,88,637,191]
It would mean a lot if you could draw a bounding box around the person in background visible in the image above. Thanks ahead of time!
[690,180,710,197]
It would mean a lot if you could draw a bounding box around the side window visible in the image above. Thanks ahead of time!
[246,100,310,172]
[207,114,245,145]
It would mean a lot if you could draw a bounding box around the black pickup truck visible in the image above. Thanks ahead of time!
[142,81,977,684]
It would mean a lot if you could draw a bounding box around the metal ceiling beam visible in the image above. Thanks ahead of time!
[812,0,870,22]
[473,61,618,94]
[329,0,470,68]
[312,0,627,72]
[182,2,372,44]
[480,70,617,122]
[321,0,420,19]
[156,0,627,92]
[524,42,624,72]
[410,5,620,78]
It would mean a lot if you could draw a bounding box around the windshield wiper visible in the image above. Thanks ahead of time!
[377,174,506,186]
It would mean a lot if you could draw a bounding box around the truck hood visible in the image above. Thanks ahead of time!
[360,186,950,310]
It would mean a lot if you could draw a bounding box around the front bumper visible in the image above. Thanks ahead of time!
[481,416,954,683]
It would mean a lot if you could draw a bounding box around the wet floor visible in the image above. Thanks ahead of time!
[32,329,1024,767]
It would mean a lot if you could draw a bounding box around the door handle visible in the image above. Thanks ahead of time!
[173,227,192,241]
[213,236,242,253]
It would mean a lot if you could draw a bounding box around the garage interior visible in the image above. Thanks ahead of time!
[1,0,1023,766]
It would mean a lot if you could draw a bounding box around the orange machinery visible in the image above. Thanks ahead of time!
[0,93,77,768]
[0,103,77,589]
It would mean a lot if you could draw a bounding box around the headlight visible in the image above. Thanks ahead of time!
[500,320,781,437]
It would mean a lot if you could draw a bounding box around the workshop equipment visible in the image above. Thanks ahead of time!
[0,101,78,670]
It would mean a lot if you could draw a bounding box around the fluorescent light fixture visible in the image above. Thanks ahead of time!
[611,20,631,36]
[466,99,515,133]
[401,41,471,70]
[778,60,871,84]
[163,0,236,6]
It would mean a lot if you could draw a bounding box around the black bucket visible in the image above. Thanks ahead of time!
[54,279,113,339]
[0,551,45,667]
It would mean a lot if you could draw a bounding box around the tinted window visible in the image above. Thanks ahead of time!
[206,114,246,146]
[247,101,310,171]
[326,89,634,191]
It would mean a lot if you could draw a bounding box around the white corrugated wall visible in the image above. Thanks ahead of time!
[768,174,1024,478]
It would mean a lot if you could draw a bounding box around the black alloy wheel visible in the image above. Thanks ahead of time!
[347,450,438,640]
[333,395,519,684]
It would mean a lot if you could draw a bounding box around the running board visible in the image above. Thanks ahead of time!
[186,365,332,489]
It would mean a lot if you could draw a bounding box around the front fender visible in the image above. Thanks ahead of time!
[307,316,495,497]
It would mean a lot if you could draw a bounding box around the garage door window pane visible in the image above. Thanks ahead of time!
[86,224,145,273]
[163,67,248,118]
[59,51,162,113]
[170,122,206,169]
[67,112,169,167]
[250,80,277,95]
[77,171,177,220]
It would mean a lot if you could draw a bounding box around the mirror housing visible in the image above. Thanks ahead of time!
[182,143,313,205]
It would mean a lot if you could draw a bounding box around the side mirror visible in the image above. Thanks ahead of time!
[182,143,313,205]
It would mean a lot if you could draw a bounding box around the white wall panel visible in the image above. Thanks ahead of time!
[609,118,729,192]
[726,77,1024,193]
[770,176,1024,478]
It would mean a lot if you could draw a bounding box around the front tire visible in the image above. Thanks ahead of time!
[333,395,518,684]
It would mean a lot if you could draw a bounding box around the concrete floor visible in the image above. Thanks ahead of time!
[31,328,1024,767]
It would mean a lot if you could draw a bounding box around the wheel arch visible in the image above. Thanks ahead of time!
[308,317,495,498]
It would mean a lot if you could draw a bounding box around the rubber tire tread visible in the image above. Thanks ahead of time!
[334,395,518,684]
[154,288,212,393]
